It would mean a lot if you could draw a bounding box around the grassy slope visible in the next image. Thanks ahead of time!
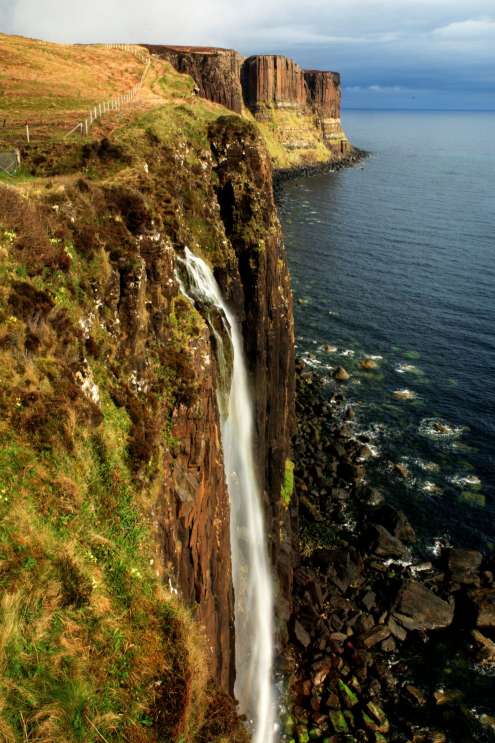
[0,36,248,743]
[0,35,146,131]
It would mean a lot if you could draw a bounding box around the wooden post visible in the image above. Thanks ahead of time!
[25,122,30,143]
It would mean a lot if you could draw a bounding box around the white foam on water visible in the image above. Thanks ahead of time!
[177,249,276,743]
[449,474,482,488]
[419,417,466,440]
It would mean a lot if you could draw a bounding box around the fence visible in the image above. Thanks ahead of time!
[67,45,151,139]
[0,149,21,176]
[1,44,152,150]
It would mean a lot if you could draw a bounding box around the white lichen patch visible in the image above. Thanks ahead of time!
[75,363,100,405]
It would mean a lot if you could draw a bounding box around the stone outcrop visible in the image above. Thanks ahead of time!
[241,54,307,114]
[305,70,341,119]
[144,45,244,113]
[145,43,352,167]
[305,70,350,155]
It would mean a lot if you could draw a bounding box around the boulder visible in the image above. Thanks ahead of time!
[470,588,495,628]
[333,366,350,382]
[359,358,378,370]
[447,549,482,585]
[294,620,312,648]
[367,524,409,559]
[392,581,454,631]
[372,505,416,544]
[472,629,495,665]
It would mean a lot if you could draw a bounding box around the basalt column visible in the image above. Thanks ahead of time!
[305,70,351,155]
[241,54,307,116]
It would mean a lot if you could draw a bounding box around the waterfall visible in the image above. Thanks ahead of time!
[176,248,276,743]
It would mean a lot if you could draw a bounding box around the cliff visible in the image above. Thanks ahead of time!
[144,45,244,114]
[304,70,349,155]
[241,54,307,113]
[149,44,352,169]
[0,35,293,742]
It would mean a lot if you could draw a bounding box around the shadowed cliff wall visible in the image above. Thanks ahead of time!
[144,44,244,114]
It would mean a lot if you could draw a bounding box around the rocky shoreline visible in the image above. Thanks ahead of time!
[284,362,495,743]
[273,147,369,192]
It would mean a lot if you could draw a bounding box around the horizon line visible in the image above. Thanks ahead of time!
[343,107,495,113]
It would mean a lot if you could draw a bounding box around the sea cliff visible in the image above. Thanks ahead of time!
[144,44,352,168]
[0,34,296,741]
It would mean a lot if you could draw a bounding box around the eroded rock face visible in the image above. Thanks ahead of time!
[305,70,351,155]
[208,116,296,628]
[158,327,235,691]
[145,45,244,113]
[305,70,341,118]
[241,54,307,114]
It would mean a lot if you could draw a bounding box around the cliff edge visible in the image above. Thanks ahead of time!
[145,44,352,169]
[0,34,293,742]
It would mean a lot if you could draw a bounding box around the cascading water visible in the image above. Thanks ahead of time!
[177,248,276,743]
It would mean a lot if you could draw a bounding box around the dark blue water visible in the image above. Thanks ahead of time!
[279,111,495,553]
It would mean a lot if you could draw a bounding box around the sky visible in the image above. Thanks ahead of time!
[1,0,495,110]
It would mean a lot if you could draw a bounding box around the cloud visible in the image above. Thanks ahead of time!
[432,16,495,39]
[2,0,494,108]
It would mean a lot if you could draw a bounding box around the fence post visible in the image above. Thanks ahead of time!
[26,123,30,144]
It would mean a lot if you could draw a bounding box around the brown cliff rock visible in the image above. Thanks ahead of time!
[241,54,307,114]
[305,70,351,155]
[305,69,341,118]
[144,45,244,113]
[208,116,296,629]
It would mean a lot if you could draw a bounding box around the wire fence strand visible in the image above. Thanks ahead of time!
[0,44,151,148]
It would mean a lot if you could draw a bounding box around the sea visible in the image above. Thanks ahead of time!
[278,110,495,555]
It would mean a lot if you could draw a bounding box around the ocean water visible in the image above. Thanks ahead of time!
[278,111,495,553]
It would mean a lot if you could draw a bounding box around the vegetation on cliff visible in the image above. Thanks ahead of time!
[0,36,269,742]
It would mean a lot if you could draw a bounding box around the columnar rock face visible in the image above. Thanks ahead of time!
[144,45,244,113]
[305,70,351,154]
[305,70,341,118]
[241,55,307,114]
[146,43,353,166]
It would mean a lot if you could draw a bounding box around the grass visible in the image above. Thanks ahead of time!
[254,108,335,169]
[0,168,245,740]
[0,34,144,128]
[0,32,305,742]
[281,458,295,508]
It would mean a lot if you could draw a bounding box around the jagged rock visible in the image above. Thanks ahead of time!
[381,636,397,653]
[447,549,482,585]
[388,615,407,641]
[372,505,416,544]
[367,524,409,559]
[433,688,464,706]
[393,581,454,631]
[294,620,312,648]
[393,463,410,478]
[312,660,332,686]
[361,625,391,648]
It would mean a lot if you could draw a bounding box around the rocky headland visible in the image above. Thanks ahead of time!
[144,45,351,168]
